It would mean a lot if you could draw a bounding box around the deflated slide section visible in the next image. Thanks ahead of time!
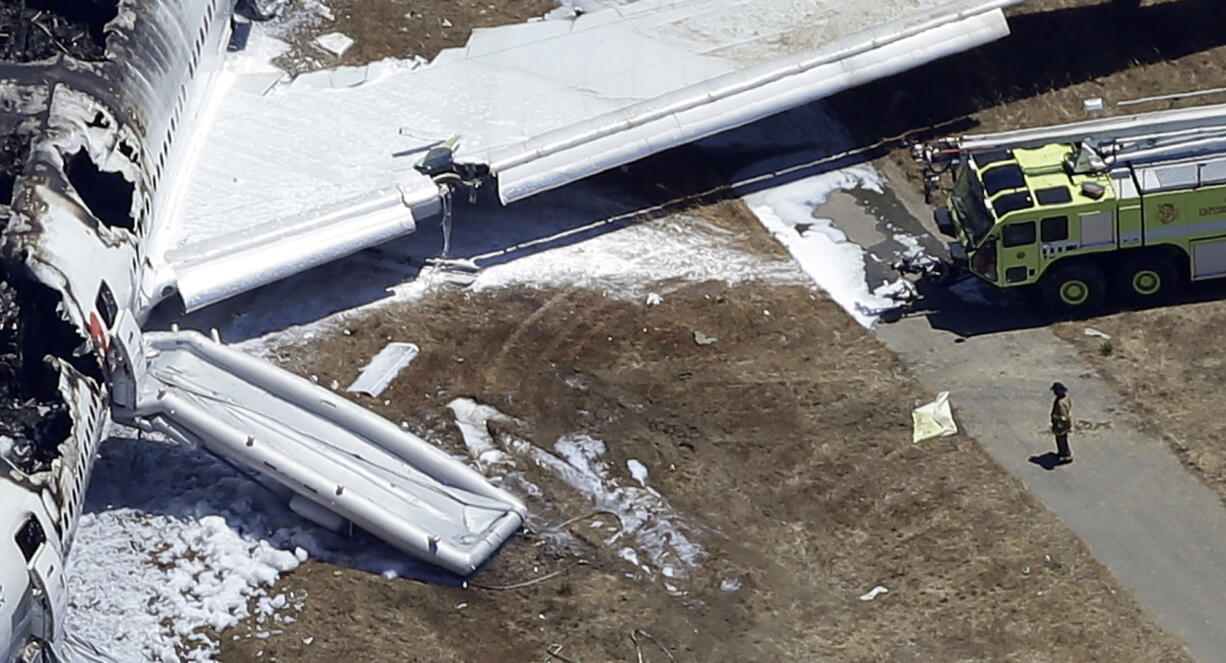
[122,331,525,576]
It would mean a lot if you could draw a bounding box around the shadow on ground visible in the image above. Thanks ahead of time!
[883,271,1226,339]
[1029,452,1072,471]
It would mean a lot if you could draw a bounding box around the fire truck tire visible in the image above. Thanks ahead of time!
[1113,253,1177,306]
[1041,261,1107,314]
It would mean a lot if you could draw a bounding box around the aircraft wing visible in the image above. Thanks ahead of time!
[155,0,1023,312]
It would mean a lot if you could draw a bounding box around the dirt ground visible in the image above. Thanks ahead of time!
[204,0,1225,660]
[270,0,556,74]
[222,262,1189,662]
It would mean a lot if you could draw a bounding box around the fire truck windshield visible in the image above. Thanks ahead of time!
[952,162,994,246]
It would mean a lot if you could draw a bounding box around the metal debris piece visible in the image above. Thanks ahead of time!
[1084,327,1112,340]
[347,342,421,397]
[314,32,355,57]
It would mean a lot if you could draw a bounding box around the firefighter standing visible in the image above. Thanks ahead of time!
[1050,382,1073,463]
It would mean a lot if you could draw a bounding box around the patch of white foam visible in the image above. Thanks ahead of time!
[67,431,458,661]
[67,478,301,661]
[447,400,704,581]
[742,166,898,328]
[470,214,804,297]
[532,434,703,577]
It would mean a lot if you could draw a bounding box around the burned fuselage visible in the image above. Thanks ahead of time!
[0,0,233,658]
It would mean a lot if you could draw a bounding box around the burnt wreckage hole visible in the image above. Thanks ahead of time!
[0,132,31,208]
[66,149,135,231]
[0,269,103,475]
[0,0,119,63]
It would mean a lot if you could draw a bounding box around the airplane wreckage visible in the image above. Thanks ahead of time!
[0,0,1023,658]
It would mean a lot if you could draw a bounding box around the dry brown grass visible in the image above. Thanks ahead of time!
[221,265,1190,661]
[1054,297,1226,497]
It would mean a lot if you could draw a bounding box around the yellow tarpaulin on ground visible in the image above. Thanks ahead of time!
[912,391,958,443]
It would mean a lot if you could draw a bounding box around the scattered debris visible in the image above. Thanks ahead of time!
[346,342,420,397]
[859,585,889,601]
[314,32,355,57]
[448,397,515,470]
[720,577,742,593]
[693,331,718,346]
[645,292,662,307]
[912,391,957,443]
[1084,327,1113,340]
[626,459,648,486]
[0,0,119,63]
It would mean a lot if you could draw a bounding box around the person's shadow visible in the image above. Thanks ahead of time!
[1029,453,1071,471]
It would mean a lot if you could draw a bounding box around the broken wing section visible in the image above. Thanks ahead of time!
[121,330,524,576]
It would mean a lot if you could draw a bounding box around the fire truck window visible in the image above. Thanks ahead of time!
[1003,221,1036,247]
[972,149,1013,168]
[16,515,45,562]
[1036,186,1072,205]
[982,165,1026,196]
[993,191,1034,218]
[1041,216,1069,242]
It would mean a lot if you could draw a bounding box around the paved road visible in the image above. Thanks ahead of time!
[823,168,1226,662]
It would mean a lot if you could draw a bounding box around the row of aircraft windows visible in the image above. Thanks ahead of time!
[144,0,221,225]
[56,401,103,543]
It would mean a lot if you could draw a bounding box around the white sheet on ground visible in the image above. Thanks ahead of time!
[912,391,958,443]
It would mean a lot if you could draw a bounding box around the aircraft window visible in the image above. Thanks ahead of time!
[1002,221,1036,247]
[1035,186,1072,205]
[992,191,1034,218]
[95,281,118,328]
[982,165,1026,196]
[1041,216,1070,242]
[16,515,45,562]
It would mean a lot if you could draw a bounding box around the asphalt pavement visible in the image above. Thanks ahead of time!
[829,168,1226,662]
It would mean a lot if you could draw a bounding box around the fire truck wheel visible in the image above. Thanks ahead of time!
[1114,253,1177,306]
[1041,261,1107,314]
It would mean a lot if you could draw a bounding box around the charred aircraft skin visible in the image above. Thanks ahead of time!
[0,0,233,658]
